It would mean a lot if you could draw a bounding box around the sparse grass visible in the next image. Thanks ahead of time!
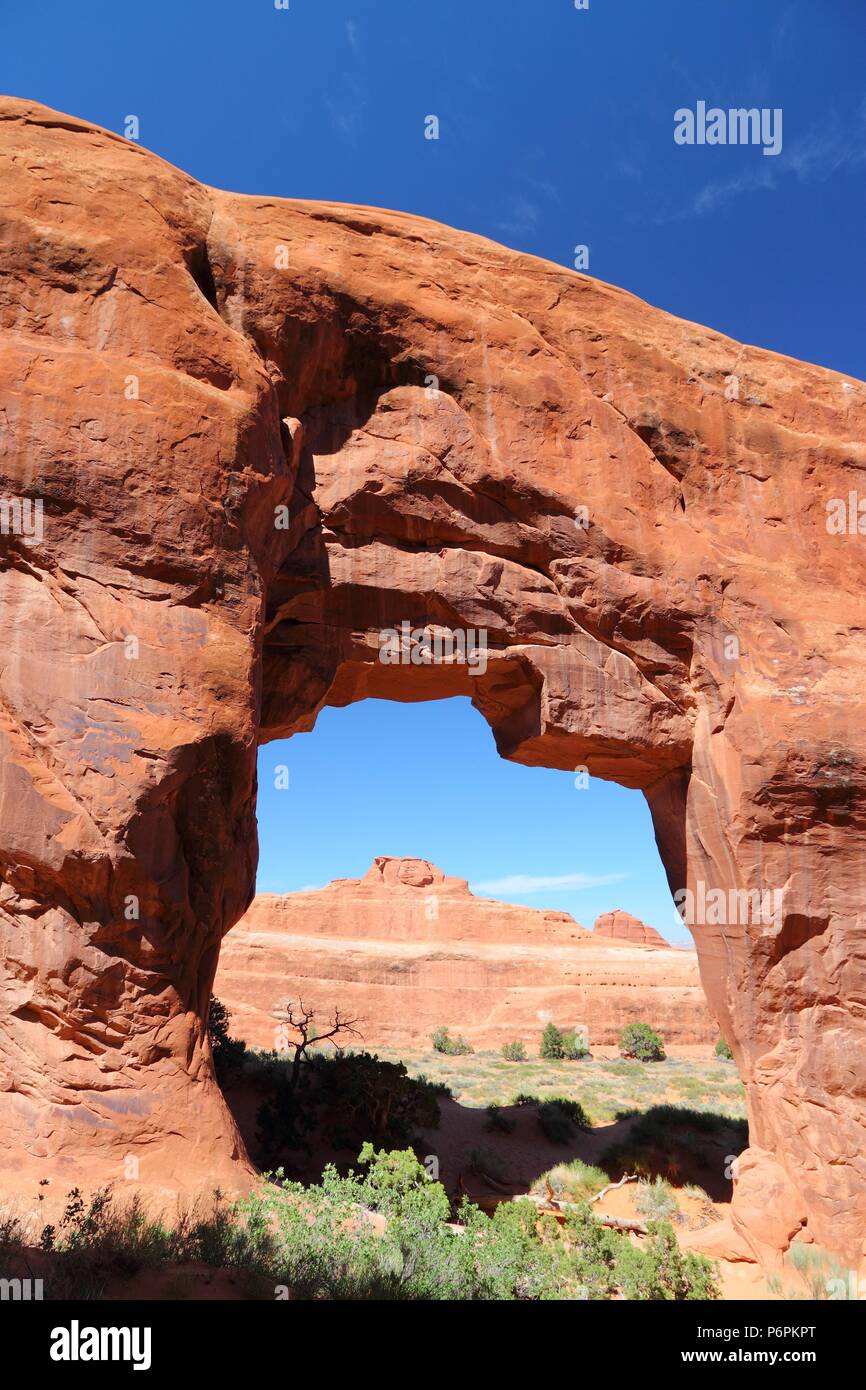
[636,1177,679,1221]
[0,1211,25,1262]
[28,1186,274,1300]
[782,1243,851,1300]
[369,1048,746,1126]
[533,1159,608,1203]
[683,1183,711,1201]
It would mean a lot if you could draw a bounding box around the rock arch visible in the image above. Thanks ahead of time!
[0,99,864,1265]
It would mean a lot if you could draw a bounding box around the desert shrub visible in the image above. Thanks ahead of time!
[615,1220,720,1300]
[540,1024,588,1061]
[34,1186,273,1300]
[0,1212,24,1263]
[539,1022,565,1059]
[683,1183,720,1228]
[618,1022,666,1062]
[484,1105,516,1134]
[414,1071,454,1099]
[636,1177,679,1221]
[9,1152,719,1302]
[629,1105,743,1137]
[208,996,247,1080]
[601,1105,748,1182]
[714,1037,734,1061]
[561,1029,589,1060]
[313,1051,441,1148]
[537,1097,590,1144]
[501,1040,527,1062]
[535,1158,608,1203]
[512,1092,540,1107]
[431,1027,473,1056]
[683,1182,711,1202]
[256,1051,440,1161]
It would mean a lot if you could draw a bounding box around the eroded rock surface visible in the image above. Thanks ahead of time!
[593,910,669,950]
[1,99,864,1261]
[213,857,710,1050]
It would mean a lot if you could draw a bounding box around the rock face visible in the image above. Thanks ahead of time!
[213,857,712,1050]
[1,98,864,1262]
[593,910,669,950]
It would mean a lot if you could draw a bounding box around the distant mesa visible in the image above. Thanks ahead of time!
[214,857,714,1051]
[592,909,670,950]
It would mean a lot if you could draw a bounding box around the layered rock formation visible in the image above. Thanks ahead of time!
[213,857,712,1050]
[593,910,669,949]
[1,98,864,1262]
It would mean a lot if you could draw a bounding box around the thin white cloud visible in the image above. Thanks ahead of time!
[471,871,627,896]
[496,196,540,236]
[662,104,866,222]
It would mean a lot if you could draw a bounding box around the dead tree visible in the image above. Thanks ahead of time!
[278,1000,364,1092]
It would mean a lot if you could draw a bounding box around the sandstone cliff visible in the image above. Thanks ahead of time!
[214,858,713,1050]
[1,97,864,1264]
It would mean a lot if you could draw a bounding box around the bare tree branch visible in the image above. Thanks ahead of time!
[278,1000,365,1090]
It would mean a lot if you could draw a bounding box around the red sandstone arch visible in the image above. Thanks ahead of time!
[0,99,864,1267]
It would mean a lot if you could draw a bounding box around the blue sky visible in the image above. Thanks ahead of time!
[255,698,684,939]
[5,1,863,941]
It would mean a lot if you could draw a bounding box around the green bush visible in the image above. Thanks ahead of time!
[537,1097,590,1144]
[600,1105,748,1182]
[431,1027,473,1056]
[245,1152,719,1300]
[714,1037,733,1061]
[208,996,247,1080]
[484,1104,516,1134]
[501,1040,527,1062]
[256,1050,440,1161]
[12,1150,719,1302]
[618,1022,666,1062]
[414,1071,454,1099]
[540,1023,588,1060]
[615,1220,720,1300]
[34,1186,273,1300]
[540,1023,565,1059]
[561,1029,589,1060]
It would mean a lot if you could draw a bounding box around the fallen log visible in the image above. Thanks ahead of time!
[591,1212,647,1234]
[523,1191,648,1235]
